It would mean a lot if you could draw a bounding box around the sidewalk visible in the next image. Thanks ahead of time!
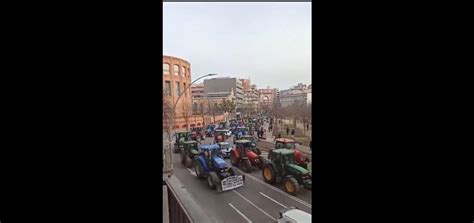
[263,124,311,154]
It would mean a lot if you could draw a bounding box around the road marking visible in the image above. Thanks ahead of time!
[232,190,276,221]
[234,168,312,209]
[187,168,197,176]
[228,203,252,223]
[259,192,287,208]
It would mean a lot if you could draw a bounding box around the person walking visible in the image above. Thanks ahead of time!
[291,129,295,136]
[286,127,289,136]
[274,133,282,143]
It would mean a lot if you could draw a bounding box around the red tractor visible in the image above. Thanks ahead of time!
[191,127,205,141]
[213,130,228,143]
[273,138,310,169]
[230,140,265,173]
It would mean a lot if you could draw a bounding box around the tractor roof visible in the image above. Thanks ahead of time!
[217,142,230,145]
[242,135,253,138]
[200,144,220,150]
[275,138,296,143]
[176,130,191,134]
[271,149,295,155]
[235,139,252,143]
[184,140,197,144]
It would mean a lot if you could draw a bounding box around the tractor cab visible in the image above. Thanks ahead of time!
[218,142,232,158]
[240,135,260,155]
[173,131,191,153]
[183,141,200,156]
[262,149,312,195]
[200,144,226,169]
[235,139,253,154]
[274,138,307,166]
[180,140,200,167]
[175,131,191,143]
[218,122,226,129]
[234,127,249,140]
[214,129,228,143]
[191,127,204,140]
[206,124,215,137]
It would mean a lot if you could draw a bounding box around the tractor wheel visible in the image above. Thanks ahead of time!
[282,176,301,196]
[262,164,276,184]
[185,156,193,168]
[230,152,239,167]
[241,159,252,173]
[207,172,219,190]
[216,181,223,193]
[195,162,205,179]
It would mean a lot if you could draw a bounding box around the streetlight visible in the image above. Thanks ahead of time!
[165,73,217,176]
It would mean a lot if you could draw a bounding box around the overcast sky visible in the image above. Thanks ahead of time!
[163,2,311,90]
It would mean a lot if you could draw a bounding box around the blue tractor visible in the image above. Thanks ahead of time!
[194,144,245,192]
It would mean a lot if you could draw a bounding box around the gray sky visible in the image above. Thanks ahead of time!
[163,2,311,90]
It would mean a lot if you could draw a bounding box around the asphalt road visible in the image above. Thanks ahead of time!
[172,135,312,223]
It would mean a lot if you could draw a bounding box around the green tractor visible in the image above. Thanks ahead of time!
[240,135,261,155]
[174,131,191,153]
[261,149,312,196]
[180,140,200,168]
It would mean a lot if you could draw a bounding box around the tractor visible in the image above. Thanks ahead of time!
[190,127,205,141]
[273,138,310,169]
[194,144,245,193]
[218,121,226,129]
[180,140,200,168]
[206,124,215,137]
[173,131,191,153]
[213,129,228,143]
[233,127,249,144]
[217,142,232,159]
[230,140,265,173]
[261,149,312,196]
[240,135,261,155]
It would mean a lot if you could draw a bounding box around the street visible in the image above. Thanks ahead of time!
[171,132,312,223]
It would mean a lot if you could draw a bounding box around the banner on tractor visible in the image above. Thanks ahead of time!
[221,175,244,191]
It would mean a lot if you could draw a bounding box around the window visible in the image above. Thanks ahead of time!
[165,81,171,96]
[175,81,180,96]
[174,65,179,76]
[163,63,170,75]
[182,66,186,77]
[183,83,187,97]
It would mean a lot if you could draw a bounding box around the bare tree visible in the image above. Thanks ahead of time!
[180,101,192,131]
[163,96,174,137]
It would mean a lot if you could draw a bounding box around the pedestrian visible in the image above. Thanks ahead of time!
[274,133,282,143]
[286,127,289,136]
[291,129,295,136]
[310,140,312,151]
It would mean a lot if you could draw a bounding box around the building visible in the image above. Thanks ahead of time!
[191,83,205,100]
[163,55,225,130]
[203,77,244,108]
[258,87,278,110]
[239,79,260,115]
[279,83,312,107]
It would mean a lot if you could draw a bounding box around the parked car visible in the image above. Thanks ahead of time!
[277,207,311,223]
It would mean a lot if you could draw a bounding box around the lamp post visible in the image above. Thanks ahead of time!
[165,73,217,176]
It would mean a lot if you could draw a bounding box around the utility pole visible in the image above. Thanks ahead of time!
[165,73,217,177]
